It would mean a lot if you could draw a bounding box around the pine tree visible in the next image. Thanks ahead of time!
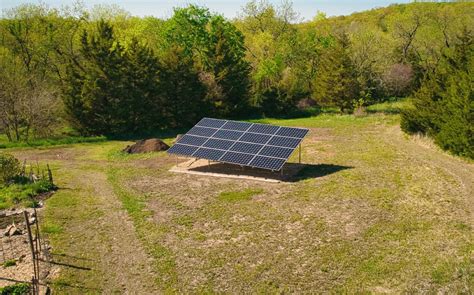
[208,17,251,117]
[401,27,473,158]
[63,20,126,135]
[63,21,162,135]
[159,45,208,128]
[313,33,359,113]
[120,38,161,134]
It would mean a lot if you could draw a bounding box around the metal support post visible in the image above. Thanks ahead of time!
[299,144,301,164]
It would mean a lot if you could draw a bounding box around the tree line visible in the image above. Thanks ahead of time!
[0,1,472,157]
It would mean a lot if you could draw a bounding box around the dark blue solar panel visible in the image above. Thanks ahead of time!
[230,142,263,154]
[196,118,226,128]
[202,138,234,150]
[259,146,293,159]
[275,127,308,138]
[267,136,300,149]
[249,156,286,171]
[220,152,254,165]
[222,121,252,131]
[239,132,271,145]
[193,148,225,161]
[168,117,309,171]
[213,129,243,140]
[248,124,279,135]
[188,126,218,137]
[177,135,207,146]
[167,144,199,156]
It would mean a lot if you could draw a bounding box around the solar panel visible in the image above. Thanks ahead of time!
[248,123,279,135]
[276,127,308,138]
[267,136,301,149]
[213,130,243,140]
[196,118,226,128]
[194,147,226,161]
[168,117,309,171]
[167,144,199,156]
[222,121,252,131]
[249,156,286,171]
[202,138,234,150]
[230,142,263,154]
[239,132,271,144]
[177,135,208,146]
[220,152,254,165]
[188,126,218,137]
[259,146,293,159]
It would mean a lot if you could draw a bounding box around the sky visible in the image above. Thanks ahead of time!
[0,0,412,20]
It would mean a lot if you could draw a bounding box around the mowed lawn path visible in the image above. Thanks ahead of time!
[10,114,473,293]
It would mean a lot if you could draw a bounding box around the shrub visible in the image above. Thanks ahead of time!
[0,153,20,184]
[2,259,16,267]
[0,283,30,295]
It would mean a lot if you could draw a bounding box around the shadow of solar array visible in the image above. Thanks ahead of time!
[167,117,309,171]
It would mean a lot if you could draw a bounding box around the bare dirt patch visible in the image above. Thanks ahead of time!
[170,158,305,182]
[0,212,53,291]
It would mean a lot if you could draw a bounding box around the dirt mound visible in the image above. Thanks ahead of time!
[124,139,169,154]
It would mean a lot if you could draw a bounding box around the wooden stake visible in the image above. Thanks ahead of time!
[47,164,53,184]
[24,211,39,289]
[34,208,42,253]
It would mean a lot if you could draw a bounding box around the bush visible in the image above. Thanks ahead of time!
[0,283,30,295]
[2,259,16,267]
[0,153,20,184]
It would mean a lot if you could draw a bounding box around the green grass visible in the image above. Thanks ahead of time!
[366,98,412,114]
[218,188,263,202]
[0,179,54,209]
[0,135,107,149]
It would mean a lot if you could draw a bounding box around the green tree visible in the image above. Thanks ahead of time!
[401,27,473,158]
[313,33,360,113]
[164,5,250,118]
[63,20,161,135]
[159,45,208,128]
[237,0,301,115]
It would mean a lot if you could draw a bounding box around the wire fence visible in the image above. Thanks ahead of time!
[0,209,50,294]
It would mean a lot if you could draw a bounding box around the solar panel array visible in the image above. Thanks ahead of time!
[167,118,309,171]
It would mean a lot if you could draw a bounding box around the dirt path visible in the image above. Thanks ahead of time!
[385,125,474,225]
[75,170,156,293]
[12,151,157,293]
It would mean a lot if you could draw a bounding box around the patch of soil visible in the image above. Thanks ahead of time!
[123,139,169,154]
[0,215,53,290]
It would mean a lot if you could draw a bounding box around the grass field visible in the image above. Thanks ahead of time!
[6,111,473,293]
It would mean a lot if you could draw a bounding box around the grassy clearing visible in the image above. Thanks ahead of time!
[6,112,473,293]
[366,98,412,114]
